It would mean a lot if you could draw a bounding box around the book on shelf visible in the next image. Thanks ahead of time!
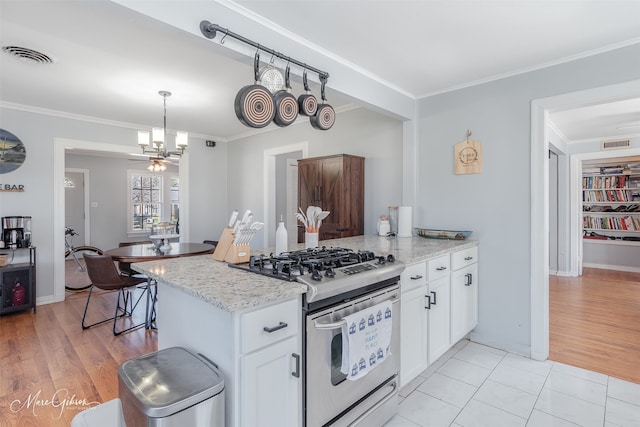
[600,166,624,174]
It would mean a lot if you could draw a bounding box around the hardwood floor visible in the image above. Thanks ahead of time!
[0,289,156,426]
[549,267,640,384]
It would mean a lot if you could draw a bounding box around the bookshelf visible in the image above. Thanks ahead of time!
[582,162,640,243]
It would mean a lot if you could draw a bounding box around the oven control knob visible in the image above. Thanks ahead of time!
[311,269,323,281]
[376,256,386,265]
[325,267,335,278]
[387,254,396,263]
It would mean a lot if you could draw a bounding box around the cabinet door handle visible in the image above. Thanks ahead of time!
[263,322,288,333]
[464,256,473,261]
[336,228,349,232]
[430,291,437,305]
[436,266,447,271]
[464,273,473,286]
[410,275,423,280]
[292,353,301,378]
[425,295,431,310]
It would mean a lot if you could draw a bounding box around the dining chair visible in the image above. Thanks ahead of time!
[203,240,218,248]
[81,253,149,336]
[117,241,158,329]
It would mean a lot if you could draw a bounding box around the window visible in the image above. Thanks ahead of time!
[128,171,180,233]
[129,173,162,232]
[170,176,180,225]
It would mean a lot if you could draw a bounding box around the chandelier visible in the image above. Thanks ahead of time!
[138,90,188,161]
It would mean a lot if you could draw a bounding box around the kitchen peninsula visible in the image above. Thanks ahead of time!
[132,235,478,427]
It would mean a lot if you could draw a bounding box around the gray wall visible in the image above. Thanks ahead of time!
[416,43,640,354]
[0,107,228,300]
[227,107,404,248]
[65,153,178,251]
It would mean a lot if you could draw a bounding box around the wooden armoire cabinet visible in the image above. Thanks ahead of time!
[297,154,365,243]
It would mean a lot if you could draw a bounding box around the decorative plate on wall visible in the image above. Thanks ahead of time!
[0,129,26,174]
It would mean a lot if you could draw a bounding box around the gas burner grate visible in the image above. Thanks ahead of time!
[230,247,380,281]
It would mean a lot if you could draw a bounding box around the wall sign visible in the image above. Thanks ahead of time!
[454,130,482,175]
[0,128,26,174]
[0,184,25,192]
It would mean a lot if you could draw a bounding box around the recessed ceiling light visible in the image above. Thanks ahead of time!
[2,45,53,64]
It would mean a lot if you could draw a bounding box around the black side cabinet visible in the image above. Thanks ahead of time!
[0,247,36,315]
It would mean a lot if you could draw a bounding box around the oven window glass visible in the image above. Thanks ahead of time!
[331,332,347,386]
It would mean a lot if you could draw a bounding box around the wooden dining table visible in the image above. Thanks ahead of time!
[104,242,215,330]
[104,242,215,263]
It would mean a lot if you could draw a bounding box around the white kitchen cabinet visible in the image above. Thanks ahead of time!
[239,298,301,427]
[426,275,450,362]
[400,283,429,386]
[450,247,479,343]
[400,256,451,387]
[241,335,300,427]
[156,283,302,427]
[424,254,451,363]
[400,246,478,388]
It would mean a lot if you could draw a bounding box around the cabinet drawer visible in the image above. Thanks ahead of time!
[426,255,450,281]
[242,298,299,354]
[401,262,427,291]
[451,246,478,270]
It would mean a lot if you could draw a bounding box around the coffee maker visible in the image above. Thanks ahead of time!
[1,216,32,249]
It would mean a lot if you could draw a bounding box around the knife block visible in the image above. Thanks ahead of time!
[213,227,235,261]
[224,244,250,264]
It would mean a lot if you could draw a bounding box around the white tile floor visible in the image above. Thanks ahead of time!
[385,340,640,427]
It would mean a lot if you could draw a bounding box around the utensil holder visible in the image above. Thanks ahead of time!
[305,232,319,249]
[213,228,235,261]
[224,244,250,264]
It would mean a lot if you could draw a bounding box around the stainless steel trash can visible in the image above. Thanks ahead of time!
[118,347,224,427]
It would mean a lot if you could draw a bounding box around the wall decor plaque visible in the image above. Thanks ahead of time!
[454,130,482,175]
[0,129,26,174]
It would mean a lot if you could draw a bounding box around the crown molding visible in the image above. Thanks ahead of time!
[0,101,222,142]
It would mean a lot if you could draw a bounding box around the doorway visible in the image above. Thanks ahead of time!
[64,169,90,246]
[262,143,308,247]
[531,78,640,360]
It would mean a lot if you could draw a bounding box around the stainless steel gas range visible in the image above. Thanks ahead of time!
[232,246,405,427]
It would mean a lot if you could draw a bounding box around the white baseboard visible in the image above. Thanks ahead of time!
[582,262,640,273]
[36,295,58,306]
[549,270,572,277]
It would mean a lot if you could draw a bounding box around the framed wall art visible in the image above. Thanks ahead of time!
[0,129,26,174]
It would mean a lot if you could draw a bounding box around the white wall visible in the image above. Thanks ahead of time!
[417,43,640,355]
[226,107,404,249]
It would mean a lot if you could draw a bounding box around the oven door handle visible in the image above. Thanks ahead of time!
[313,296,399,330]
[313,318,347,330]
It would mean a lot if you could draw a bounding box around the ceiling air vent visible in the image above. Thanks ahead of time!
[601,139,630,151]
[2,46,53,64]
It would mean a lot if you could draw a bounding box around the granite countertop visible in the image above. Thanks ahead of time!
[132,235,477,313]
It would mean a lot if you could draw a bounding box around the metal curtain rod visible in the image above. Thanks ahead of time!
[199,20,329,80]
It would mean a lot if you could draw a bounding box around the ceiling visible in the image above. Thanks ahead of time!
[1,0,640,143]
